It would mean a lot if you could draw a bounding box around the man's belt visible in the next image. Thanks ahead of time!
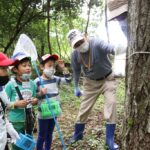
[90,71,112,81]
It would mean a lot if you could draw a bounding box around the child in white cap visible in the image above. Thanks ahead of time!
[5,52,37,150]
[34,54,71,150]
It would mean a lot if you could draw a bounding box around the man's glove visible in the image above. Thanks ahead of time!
[6,121,20,143]
[74,87,82,97]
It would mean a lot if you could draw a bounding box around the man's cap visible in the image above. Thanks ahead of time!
[12,52,31,61]
[0,52,17,67]
[67,29,84,48]
[41,54,59,63]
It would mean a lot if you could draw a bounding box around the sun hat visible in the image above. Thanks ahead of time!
[67,29,84,48]
[12,52,31,61]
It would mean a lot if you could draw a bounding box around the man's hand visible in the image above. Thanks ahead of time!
[74,87,82,97]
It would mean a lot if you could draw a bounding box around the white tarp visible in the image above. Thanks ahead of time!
[114,53,126,77]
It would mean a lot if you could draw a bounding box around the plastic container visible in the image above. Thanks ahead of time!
[41,100,61,118]
[16,133,36,150]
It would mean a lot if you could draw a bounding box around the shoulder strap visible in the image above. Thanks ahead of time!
[15,86,23,100]
[10,78,24,100]
[0,98,6,120]
[0,98,6,112]
[14,79,23,100]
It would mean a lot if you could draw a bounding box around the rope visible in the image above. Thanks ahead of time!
[114,52,150,60]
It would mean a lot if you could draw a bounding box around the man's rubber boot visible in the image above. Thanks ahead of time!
[68,123,85,144]
[106,123,119,150]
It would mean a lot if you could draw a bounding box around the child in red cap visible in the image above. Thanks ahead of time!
[34,54,71,150]
[0,52,19,150]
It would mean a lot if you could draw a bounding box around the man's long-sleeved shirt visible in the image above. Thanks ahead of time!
[71,37,115,87]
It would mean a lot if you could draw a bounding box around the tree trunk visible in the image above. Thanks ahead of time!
[55,19,61,58]
[121,0,150,150]
[84,0,92,35]
[105,0,110,43]
[47,0,52,54]
[40,41,45,56]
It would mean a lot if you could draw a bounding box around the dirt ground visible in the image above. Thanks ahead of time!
[50,79,125,150]
[29,79,125,150]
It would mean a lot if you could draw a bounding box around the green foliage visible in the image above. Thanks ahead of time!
[51,0,83,15]
[0,0,104,63]
[50,14,86,61]
[0,0,44,53]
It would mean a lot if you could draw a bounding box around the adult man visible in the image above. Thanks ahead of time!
[107,0,128,37]
[67,29,118,150]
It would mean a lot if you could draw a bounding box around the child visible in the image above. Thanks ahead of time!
[0,52,19,150]
[34,54,71,150]
[5,52,37,150]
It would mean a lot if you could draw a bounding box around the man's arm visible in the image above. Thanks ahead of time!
[96,38,115,55]
[71,51,81,87]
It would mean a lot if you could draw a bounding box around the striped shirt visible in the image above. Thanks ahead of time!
[34,76,67,119]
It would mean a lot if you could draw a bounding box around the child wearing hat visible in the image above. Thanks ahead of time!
[5,52,37,150]
[0,52,20,150]
[34,54,71,150]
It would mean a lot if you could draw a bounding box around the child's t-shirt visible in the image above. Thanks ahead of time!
[34,75,67,119]
[5,79,37,123]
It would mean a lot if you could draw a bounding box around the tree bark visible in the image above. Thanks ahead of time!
[40,41,45,56]
[84,0,92,34]
[55,19,61,58]
[121,0,150,150]
[47,0,52,54]
[105,0,110,43]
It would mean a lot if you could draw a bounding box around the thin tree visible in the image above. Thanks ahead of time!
[54,17,61,58]
[47,0,52,54]
[84,0,92,34]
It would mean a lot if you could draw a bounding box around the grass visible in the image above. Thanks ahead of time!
[50,78,125,150]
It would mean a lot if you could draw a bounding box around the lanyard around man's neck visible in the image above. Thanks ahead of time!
[80,46,91,70]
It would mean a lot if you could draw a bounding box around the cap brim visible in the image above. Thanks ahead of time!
[12,56,31,66]
[16,55,31,61]
[0,59,16,67]
[71,36,84,48]
[45,54,59,61]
